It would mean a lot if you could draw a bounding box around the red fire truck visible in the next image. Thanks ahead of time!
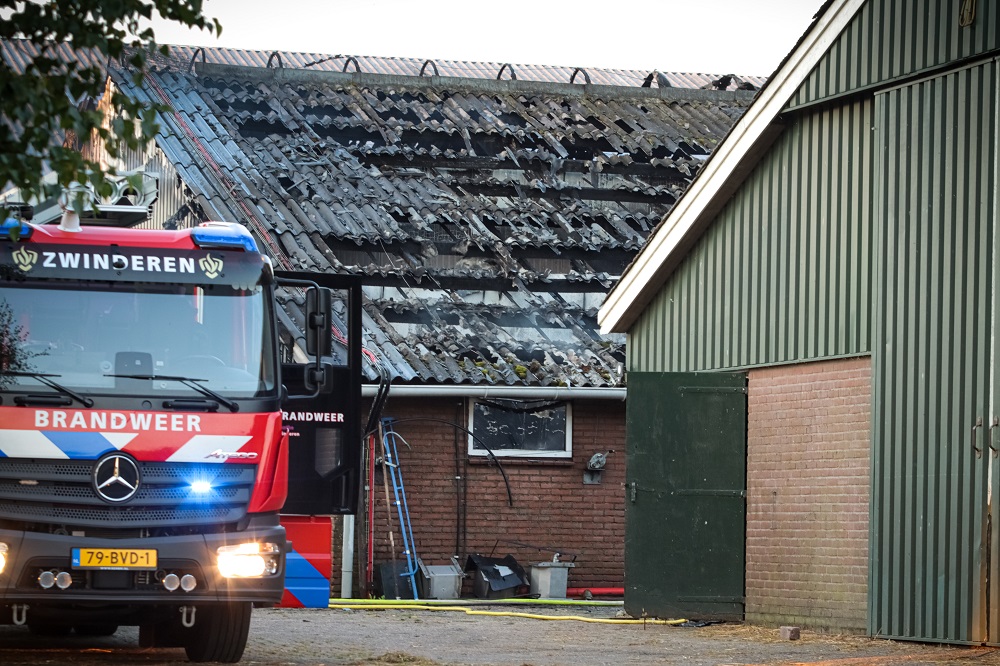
[0,217,361,662]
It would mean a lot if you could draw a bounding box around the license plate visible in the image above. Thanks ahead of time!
[71,548,157,570]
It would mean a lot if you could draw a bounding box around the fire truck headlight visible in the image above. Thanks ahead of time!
[217,542,280,578]
[0,543,7,574]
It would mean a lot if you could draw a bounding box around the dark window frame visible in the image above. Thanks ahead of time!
[466,398,573,459]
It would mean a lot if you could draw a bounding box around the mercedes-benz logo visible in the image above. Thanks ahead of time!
[92,453,141,503]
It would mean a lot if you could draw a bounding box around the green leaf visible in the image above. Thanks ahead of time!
[2,1,218,200]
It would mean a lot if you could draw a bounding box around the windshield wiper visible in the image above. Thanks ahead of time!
[105,373,240,413]
[1,371,95,408]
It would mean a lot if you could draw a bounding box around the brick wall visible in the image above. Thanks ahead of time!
[333,396,626,598]
[745,357,871,632]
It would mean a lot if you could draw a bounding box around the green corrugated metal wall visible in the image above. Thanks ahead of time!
[628,98,875,373]
[789,0,998,111]
[624,0,1000,643]
[871,60,998,644]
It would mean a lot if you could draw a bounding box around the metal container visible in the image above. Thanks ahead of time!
[530,561,576,599]
[417,558,464,600]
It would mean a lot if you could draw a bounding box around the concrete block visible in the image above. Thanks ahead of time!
[779,626,801,640]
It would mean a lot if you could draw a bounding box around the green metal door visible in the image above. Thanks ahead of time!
[871,62,997,644]
[625,371,747,621]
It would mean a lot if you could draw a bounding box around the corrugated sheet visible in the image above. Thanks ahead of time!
[105,57,754,387]
[628,97,875,373]
[788,0,998,110]
[0,39,765,92]
[871,61,997,645]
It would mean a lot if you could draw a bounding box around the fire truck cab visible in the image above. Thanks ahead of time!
[0,217,358,662]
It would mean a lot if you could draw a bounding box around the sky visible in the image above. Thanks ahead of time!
[149,0,828,78]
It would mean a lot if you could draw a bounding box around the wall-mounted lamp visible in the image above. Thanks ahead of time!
[584,451,612,485]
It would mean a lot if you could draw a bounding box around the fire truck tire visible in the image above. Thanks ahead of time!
[184,601,252,663]
[75,624,118,636]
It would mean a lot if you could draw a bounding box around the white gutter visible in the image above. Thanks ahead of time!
[598,0,865,334]
[361,384,626,400]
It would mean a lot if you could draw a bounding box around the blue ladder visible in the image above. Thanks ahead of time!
[381,418,419,599]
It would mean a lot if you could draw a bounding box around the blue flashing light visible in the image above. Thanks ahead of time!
[0,218,33,241]
[190,480,214,494]
[191,222,259,253]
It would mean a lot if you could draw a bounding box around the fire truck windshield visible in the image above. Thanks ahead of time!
[0,280,276,399]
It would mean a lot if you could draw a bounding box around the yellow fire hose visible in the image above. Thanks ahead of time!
[327,600,687,625]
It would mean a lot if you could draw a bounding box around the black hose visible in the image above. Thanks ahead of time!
[366,417,514,507]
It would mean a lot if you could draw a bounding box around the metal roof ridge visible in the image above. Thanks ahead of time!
[361,384,626,400]
[191,61,757,103]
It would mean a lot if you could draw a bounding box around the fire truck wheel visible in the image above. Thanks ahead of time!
[184,601,252,663]
[75,623,118,636]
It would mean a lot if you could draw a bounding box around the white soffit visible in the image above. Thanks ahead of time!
[598,0,866,334]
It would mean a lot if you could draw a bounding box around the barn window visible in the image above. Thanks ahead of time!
[467,398,572,458]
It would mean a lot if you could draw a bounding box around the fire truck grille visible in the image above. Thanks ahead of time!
[0,460,258,529]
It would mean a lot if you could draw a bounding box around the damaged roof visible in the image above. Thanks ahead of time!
[8,40,757,388]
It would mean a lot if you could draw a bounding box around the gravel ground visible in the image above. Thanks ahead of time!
[3,603,1000,665]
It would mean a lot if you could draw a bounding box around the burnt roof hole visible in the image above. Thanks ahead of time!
[592,217,629,239]
[678,140,707,156]
[586,255,632,274]
[313,126,387,149]
[374,107,423,125]
[327,248,373,267]
[614,119,634,134]
[396,129,467,154]
[387,209,421,235]
[430,223,458,243]
[650,145,673,160]
[458,350,481,363]
[302,104,355,121]
[494,112,529,129]
[560,136,617,160]
[389,91,430,105]
[470,135,505,157]
[229,99,274,115]
[379,308,435,326]
[481,219,512,241]
[204,78,245,94]
[524,349,548,364]
[276,176,315,199]
[625,217,653,236]
[237,118,291,139]
[587,116,607,132]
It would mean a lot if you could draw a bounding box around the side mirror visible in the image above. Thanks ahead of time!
[305,287,332,358]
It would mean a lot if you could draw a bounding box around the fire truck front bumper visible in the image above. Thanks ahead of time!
[0,518,287,609]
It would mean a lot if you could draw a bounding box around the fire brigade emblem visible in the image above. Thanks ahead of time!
[199,254,224,279]
[11,246,37,272]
